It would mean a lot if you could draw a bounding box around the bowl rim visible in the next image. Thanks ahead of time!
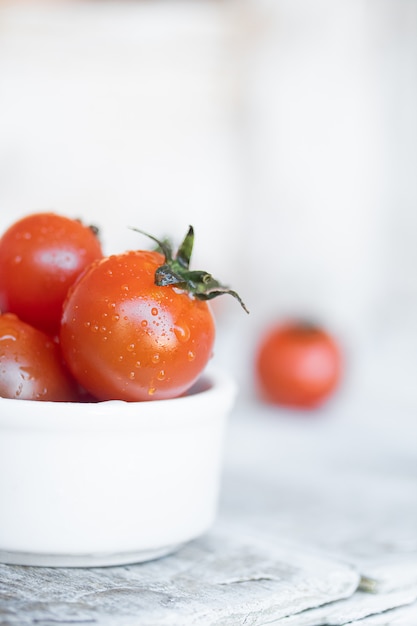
[0,366,237,432]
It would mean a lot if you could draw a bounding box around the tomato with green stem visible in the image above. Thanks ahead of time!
[0,212,103,334]
[60,226,248,401]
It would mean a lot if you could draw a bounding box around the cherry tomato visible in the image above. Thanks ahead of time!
[0,212,103,334]
[0,313,79,401]
[60,225,247,402]
[255,321,342,408]
[60,250,216,401]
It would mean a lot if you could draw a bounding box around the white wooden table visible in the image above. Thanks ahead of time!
[1,379,416,625]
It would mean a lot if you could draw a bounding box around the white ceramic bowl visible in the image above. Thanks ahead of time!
[0,368,236,567]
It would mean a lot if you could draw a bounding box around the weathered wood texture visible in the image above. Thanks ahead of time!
[277,587,417,625]
[0,528,358,625]
[1,401,416,625]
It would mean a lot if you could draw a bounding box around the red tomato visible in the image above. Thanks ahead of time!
[0,212,103,334]
[0,313,79,401]
[60,225,247,402]
[255,321,342,408]
[60,250,217,401]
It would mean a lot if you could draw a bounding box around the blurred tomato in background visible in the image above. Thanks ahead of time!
[255,321,342,409]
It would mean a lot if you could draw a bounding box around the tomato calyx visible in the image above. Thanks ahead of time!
[292,320,322,335]
[131,225,249,313]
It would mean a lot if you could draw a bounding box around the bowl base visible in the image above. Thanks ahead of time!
[0,543,183,568]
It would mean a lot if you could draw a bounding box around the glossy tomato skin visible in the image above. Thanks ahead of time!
[0,212,103,334]
[60,250,216,401]
[0,313,80,401]
[255,322,342,409]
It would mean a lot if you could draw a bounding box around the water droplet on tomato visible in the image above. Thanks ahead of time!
[148,387,156,396]
[112,314,120,322]
[135,361,141,368]
[151,307,158,316]
[19,366,33,381]
[129,371,135,380]
[127,343,136,352]
[141,320,148,328]
[174,323,190,343]
[188,351,195,362]
[121,284,129,292]
[91,324,99,333]
[151,354,160,364]
[84,321,91,328]
[99,326,107,333]
[157,370,165,381]
[118,355,124,361]
[0,331,18,341]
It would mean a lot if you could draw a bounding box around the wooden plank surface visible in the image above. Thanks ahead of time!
[1,395,416,625]
[0,527,359,625]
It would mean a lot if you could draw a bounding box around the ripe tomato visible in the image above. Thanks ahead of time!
[0,212,103,334]
[60,250,215,401]
[255,321,342,408]
[60,226,247,402]
[0,313,79,401]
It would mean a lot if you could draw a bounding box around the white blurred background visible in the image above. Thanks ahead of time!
[0,0,416,413]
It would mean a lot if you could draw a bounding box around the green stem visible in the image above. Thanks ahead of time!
[130,225,249,313]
